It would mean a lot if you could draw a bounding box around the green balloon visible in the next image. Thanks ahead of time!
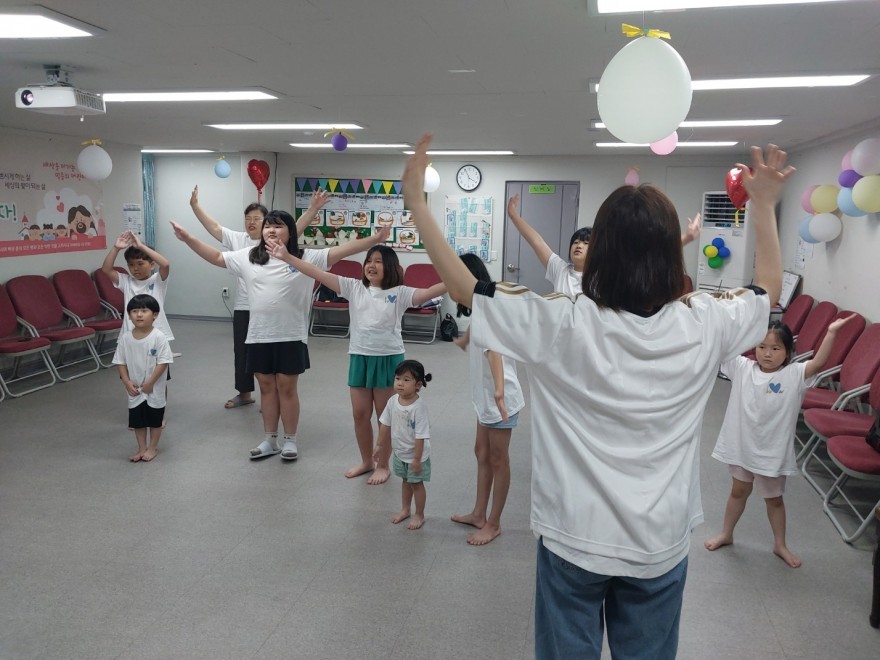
[708,256,723,269]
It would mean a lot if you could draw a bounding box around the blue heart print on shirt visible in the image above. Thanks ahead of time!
[768,382,782,393]
[288,265,298,274]
[147,283,154,291]
[386,294,397,303]
[150,348,157,356]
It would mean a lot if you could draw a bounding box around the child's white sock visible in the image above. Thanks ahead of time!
[265,432,279,447]
[281,433,296,443]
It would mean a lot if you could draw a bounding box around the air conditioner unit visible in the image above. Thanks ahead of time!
[15,85,105,116]
[696,191,755,293]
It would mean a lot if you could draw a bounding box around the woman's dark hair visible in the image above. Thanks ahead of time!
[582,185,685,313]
[126,294,160,314]
[361,245,404,289]
[569,227,592,251]
[766,321,795,366]
[457,253,490,318]
[395,359,432,387]
[244,203,268,217]
[249,210,302,265]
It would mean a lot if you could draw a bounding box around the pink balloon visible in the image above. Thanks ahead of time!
[650,131,678,156]
[801,185,818,214]
[624,167,640,186]
[841,150,853,171]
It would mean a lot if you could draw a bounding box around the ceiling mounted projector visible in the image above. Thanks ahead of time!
[15,65,105,116]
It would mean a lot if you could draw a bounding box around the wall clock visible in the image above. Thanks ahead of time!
[456,164,482,192]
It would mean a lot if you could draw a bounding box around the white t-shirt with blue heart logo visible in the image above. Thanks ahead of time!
[338,279,416,356]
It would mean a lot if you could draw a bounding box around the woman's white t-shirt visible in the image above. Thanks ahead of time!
[111,328,173,409]
[338,279,416,356]
[712,357,815,477]
[220,227,259,311]
[222,248,328,343]
[471,284,769,578]
[378,393,431,463]
[545,252,582,297]
[468,344,525,425]
[115,272,174,341]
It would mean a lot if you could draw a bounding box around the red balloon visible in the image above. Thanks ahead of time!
[247,159,270,193]
[725,167,750,209]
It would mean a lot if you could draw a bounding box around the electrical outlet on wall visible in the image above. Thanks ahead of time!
[221,287,229,298]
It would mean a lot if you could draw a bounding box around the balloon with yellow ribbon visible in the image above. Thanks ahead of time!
[324,129,354,152]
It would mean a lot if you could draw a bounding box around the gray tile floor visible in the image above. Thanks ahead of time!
[1,318,877,659]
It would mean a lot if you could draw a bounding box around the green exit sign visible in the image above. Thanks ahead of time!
[529,184,556,194]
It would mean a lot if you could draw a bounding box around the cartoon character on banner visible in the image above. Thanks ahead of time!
[702,237,731,270]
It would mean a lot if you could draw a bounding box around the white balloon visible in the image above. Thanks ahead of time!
[851,138,880,176]
[76,144,113,181]
[423,165,441,193]
[808,212,842,243]
[598,36,692,144]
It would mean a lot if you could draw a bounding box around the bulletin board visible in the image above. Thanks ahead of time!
[293,176,423,251]
[445,195,493,262]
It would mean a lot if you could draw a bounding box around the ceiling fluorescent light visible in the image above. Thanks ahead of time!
[104,91,277,102]
[0,8,100,38]
[592,75,868,93]
[596,141,738,147]
[402,150,515,156]
[290,143,411,149]
[592,119,781,129]
[141,149,215,154]
[597,0,851,12]
[213,123,363,130]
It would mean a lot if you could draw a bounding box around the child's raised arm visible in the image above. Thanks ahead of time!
[487,350,510,422]
[267,240,342,294]
[130,232,170,281]
[507,193,554,269]
[294,189,331,236]
[170,221,226,268]
[402,135,477,309]
[188,185,224,242]
[739,145,796,306]
[411,281,448,308]
[325,226,391,266]
[101,232,132,285]
[681,213,701,246]
[804,313,857,379]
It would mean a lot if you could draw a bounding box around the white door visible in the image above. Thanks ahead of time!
[503,182,579,294]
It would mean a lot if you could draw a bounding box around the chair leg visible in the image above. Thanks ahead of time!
[48,340,101,382]
[0,351,57,397]
[823,474,880,543]
[796,431,820,462]
[801,439,841,496]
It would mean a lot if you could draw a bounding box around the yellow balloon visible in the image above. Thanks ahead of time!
[852,175,880,213]
[704,245,718,258]
[810,184,839,214]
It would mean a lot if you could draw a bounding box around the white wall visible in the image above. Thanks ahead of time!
[778,126,880,321]
[153,149,736,318]
[0,129,143,281]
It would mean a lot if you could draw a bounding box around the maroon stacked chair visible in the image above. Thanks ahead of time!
[53,269,123,367]
[309,259,364,338]
[401,263,443,344]
[92,266,127,318]
[782,293,815,337]
[5,275,100,381]
[793,300,838,361]
[0,284,57,399]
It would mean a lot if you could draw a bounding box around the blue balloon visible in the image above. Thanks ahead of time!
[711,237,725,248]
[717,246,731,259]
[837,186,866,217]
[214,159,231,178]
[799,216,820,243]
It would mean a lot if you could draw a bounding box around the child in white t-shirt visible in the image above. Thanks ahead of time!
[705,314,855,567]
[450,254,525,546]
[373,360,432,530]
[111,294,173,462]
[269,242,446,485]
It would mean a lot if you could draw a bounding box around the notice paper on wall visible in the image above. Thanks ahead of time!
[445,195,493,262]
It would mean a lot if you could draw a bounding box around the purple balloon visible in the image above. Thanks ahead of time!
[331,133,348,151]
[838,169,861,189]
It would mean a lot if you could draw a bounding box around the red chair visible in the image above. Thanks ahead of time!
[93,267,126,318]
[309,259,364,338]
[401,263,443,344]
[5,275,100,381]
[792,300,837,361]
[0,284,57,399]
[822,432,880,543]
[782,293,814,337]
[53,269,123,367]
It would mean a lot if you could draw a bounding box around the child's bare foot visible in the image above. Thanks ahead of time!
[467,523,501,545]
[774,545,801,568]
[451,512,485,529]
[407,514,425,530]
[141,448,158,462]
[367,467,390,485]
[704,533,733,551]
[391,509,411,524]
[344,462,374,479]
[129,451,144,462]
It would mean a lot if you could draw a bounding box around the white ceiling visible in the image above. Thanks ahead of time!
[2,0,880,157]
